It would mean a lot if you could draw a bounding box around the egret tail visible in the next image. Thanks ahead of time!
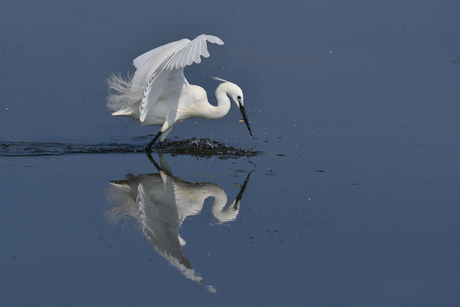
[106,73,143,111]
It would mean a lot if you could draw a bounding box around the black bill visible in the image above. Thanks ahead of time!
[238,103,254,138]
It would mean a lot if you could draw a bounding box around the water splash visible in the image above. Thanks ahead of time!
[1,138,260,157]
[162,138,259,157]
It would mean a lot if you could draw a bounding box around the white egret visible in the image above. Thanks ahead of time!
[105,154,252,292]
[106,34,253,151]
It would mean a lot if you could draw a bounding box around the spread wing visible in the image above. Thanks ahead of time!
[131,34,224,122]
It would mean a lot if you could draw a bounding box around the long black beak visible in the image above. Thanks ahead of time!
[238,102,254,138]
[233,171,253,209]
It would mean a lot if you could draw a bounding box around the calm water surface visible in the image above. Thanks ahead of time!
[1,0,459,306]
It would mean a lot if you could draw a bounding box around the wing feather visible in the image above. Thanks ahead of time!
[132,39,190,88]
[135,34,224,122]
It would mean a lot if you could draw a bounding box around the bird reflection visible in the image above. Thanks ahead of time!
[105,154,252,292]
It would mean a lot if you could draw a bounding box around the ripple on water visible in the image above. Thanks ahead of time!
[1,138,260,157]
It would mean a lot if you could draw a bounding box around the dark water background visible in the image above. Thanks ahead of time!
[1,0,459,306]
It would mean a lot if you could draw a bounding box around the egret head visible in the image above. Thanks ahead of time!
[213,77,253,137]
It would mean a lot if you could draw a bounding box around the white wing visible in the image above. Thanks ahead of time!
[131,34,224,122]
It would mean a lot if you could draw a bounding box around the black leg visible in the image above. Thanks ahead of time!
[145,131,163,152]
[145,152,161,171]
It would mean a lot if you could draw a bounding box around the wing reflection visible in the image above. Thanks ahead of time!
[105,154,252,292]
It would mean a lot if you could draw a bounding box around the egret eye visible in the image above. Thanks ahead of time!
[237,96,242,99]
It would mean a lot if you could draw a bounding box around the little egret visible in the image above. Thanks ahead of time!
[106,34,253,151]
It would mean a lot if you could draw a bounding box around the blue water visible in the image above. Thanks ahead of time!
[1,0,459,306]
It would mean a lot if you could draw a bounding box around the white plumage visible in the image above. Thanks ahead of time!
[107,34,253,151]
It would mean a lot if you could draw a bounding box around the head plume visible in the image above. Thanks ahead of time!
[213,77,231,83]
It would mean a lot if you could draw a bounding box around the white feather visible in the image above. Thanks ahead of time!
[106,34,224,121]
[138,34,223,122]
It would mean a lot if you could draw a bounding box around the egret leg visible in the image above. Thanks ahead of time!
[157,141,163,150]
[145,152,161,170]
[145,131,163,152]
